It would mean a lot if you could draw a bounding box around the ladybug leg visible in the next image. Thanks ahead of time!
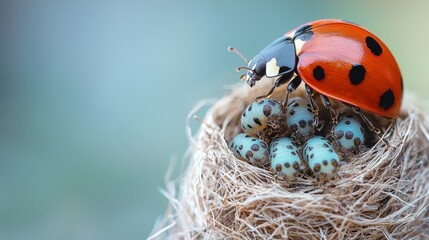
[281,75,302,110]
[320,95,338,135]
[305,84,323,131]
[350,106,388,145]
[255,84,276,102]
[255,72,294,102]
[320,95,338,125]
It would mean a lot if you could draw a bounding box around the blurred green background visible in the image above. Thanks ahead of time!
[1,0,428,239]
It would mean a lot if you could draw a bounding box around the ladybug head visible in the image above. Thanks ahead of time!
[243,54,266,87]
[229,37,296,87]
[228,47,266,87]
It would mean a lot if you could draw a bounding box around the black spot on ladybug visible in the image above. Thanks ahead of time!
[306,108,312,113]
[242,112,246,117]
[272,153,277,158]
[291,151,296,156]
[242,124,246,130]
[251,144,259,151]
[286,145,293,150]
[329,149,333,153]
[299,120,306,128]
[288,100,296,106]
[360,127,364,133]
[313,65,325,81]
[272,142,278,147]
[284,162,290,168]
[379,89,395,110]
[294,24,313,41]
[260,142,268,148]
[263,105,272,117]
[322,160,328,166]
[245,135,251,138]
[251,139,256,141]
[248,105,252,111]
[297,32,313,41]
[239,145,243,150]
[349,64,366,85]
[253,117,262,126]
[323,143,329,148]
[308,146,313,151]
[290,124,298,131]
[259,100,265,104]
[272,148,278,152]
[365,36,382,56]
[247,124,252,129]
[310,153,314,159]
[290,110,296,116]
[292,102,299,108]
[345,120,351,125]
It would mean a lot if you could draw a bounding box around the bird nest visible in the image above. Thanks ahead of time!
[150,80,429,239]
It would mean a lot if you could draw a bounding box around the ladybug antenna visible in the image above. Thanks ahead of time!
[236,66,254,72]
[235,66,255,81]
[228,46,249,64]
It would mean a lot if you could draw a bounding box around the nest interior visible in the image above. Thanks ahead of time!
[151,80,429,240]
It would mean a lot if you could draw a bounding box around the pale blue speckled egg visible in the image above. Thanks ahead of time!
[269,137,303,178]
[241,99,282,136]
[334,115,365,151]
[286,97,314,138]
[230,133,269,166]
[303,136,340,177]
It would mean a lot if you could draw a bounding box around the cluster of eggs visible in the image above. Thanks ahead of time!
[229,97,367,179]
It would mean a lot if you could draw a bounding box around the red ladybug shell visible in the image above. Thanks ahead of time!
[289,19,402,118]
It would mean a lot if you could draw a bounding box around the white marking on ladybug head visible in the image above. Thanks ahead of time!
[294,38,306,55]
[266,58,280,77]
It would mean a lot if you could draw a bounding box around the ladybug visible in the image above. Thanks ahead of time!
[230,19,402,129]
